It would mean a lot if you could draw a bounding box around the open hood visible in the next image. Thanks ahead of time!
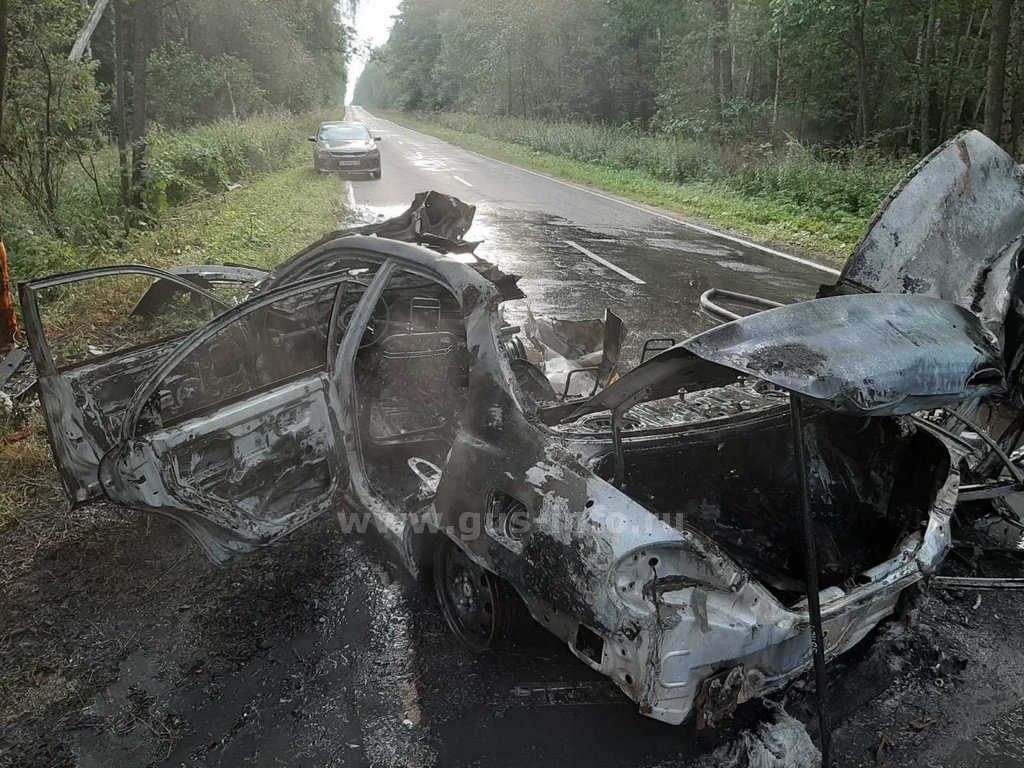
[822,130,1024,380]
[562,293,1004,423]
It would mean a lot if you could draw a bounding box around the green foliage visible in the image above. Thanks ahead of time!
[1,112,326,283]
[155,0,351,120]
[139,162,345,272]
[357,0,1006,155]
[147,44,268,128]
[142,113,301,207]
[0,0,106,224]
[411,112,910,219]
[731,144,912,219]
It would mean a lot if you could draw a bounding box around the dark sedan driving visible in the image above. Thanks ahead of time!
[310,121,382,178]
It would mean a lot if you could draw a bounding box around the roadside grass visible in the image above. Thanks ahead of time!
[0,155,346,529]
[378,111,913,265]
[118,159,345,272]
[0,406,57,530]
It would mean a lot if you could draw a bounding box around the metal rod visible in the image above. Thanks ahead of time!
[611,406,625,489]
[933,576,1024,589]
[943,408,1024,484]
[790,396,831,767]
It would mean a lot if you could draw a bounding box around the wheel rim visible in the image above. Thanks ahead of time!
[438,544,499,651]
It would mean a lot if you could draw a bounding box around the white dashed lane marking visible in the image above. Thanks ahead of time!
[565,240,646,285]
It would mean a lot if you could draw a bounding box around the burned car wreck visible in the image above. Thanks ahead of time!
[18,132,1024,732]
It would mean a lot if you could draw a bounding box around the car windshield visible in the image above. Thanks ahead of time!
[319,125,368,141]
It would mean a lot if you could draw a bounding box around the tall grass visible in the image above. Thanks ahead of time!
[412,112,912,225]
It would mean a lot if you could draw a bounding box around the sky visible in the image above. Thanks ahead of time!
[345,0,402,105]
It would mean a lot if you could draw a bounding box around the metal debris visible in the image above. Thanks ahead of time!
[0,348,27,389]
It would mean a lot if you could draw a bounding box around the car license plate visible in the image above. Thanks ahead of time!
[337,160,359,167]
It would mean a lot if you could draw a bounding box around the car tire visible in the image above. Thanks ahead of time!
[432,535,522,653]
[371,168,381,180]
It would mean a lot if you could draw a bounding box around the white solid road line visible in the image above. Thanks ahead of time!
[565,240,646,285]
[364,112,841,277]
[344,180,356,211]
[452,175,474,188]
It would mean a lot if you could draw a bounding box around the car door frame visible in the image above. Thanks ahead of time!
[102,268,396,562]
[19,265,231,504]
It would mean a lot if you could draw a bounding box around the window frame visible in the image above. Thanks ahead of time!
[121,270,383,442]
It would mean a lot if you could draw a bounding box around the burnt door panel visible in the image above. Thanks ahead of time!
[94,273,379,562]
[101,376,344,562]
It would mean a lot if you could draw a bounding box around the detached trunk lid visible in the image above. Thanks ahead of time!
[564,293,1005,423]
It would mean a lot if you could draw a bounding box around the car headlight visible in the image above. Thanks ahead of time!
[611,542,747,614]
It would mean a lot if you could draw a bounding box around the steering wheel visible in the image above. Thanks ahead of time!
[333,282,390,349]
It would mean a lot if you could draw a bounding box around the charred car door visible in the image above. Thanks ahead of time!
[19,266,231,504]
[95,272,380,563]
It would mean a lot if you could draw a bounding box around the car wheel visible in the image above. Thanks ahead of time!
[371,168,381,180]
[433,535,520,653]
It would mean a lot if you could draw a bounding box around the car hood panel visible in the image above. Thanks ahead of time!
[684,294,1003,414]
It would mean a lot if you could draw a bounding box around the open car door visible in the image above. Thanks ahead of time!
[19,267,231,504]
[94,272,378,563]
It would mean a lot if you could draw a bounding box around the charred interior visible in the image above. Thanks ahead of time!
[354,269,470,506]
[592,406,950,603]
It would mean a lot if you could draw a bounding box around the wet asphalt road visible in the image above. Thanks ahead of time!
[343,105,835,357]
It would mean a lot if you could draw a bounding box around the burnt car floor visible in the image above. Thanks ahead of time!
[9,132,1024,766]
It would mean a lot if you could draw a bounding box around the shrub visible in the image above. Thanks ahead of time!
[141,113,306,210]
[1,112,321,283]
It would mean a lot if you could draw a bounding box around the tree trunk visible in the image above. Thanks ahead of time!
[506,47,512,116]
[852,0,870,141]
[920,0,939,155]
[961,8,991,128]
[131,0,152,207]
[0,0,8,136]
[1007,2,1024,151]
[940,3,970,141]
[711,0,732,106]
[711,46,722,113]
[70,0,110,62]
[113,0,131,215]
[984,0,1013,143]
[0,0,17,349]
[520,60,527,118]
[772,24,783,136]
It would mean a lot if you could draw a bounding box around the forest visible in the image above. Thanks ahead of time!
[354,0,1023,156]
[0,0,351,301]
